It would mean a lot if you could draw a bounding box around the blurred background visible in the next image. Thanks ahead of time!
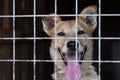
[0,0,120,80]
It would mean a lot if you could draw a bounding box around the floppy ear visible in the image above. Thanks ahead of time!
[42,14,61,36]
[79,5,97,31]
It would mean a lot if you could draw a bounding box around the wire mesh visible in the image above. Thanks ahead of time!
[0,0,120,80]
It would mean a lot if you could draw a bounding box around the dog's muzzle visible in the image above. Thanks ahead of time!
[67,41,79,52]
[58,43,87,65]
[58,41,87,80]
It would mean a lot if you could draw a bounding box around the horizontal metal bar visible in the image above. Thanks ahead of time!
[0,14,120,18]
[0,59,120,63]
[0,37,120,40]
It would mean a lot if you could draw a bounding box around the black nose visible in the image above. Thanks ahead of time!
[67,41,79,51]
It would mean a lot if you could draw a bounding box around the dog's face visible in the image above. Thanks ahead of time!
[42,5,97,80]
[42,5,97,62]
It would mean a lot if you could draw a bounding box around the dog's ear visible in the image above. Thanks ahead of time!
[42,14,61,36]
[79,5,97,31]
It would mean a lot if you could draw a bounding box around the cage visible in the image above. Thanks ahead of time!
[0,0,120,80]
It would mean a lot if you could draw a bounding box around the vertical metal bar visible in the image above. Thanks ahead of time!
[75,0,78,80]
[54,0,57,80]
[13,0,15,80]
[98,0,101,80]
[33,0,36,80]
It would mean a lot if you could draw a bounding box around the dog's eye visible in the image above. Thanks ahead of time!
[78,30,85,35]
[57,32,65,36]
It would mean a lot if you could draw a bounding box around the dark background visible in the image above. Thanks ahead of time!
[0,0,120,80]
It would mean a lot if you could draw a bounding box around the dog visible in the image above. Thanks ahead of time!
[41,5,99,80]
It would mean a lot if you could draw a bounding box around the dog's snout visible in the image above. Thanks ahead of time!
[67,41,79,51]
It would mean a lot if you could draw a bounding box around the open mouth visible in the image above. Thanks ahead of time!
[58,46,87,65]
[58,47,87,80]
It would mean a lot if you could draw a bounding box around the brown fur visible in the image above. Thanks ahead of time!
[42,5,99,80]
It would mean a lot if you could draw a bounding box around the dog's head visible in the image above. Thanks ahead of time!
[42,5,97,61]
[42,5,97,80]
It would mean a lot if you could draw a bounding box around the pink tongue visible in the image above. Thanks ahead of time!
[66,62,82,80]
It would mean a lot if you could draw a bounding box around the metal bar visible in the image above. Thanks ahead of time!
[55,0,57,80]
[98,0,101,80]
[0,59,120,63]
[12,0,16,80]
[33,0,36,80]
[0,37,120,40]
[1,14,120,17]
[75,0,78,80]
